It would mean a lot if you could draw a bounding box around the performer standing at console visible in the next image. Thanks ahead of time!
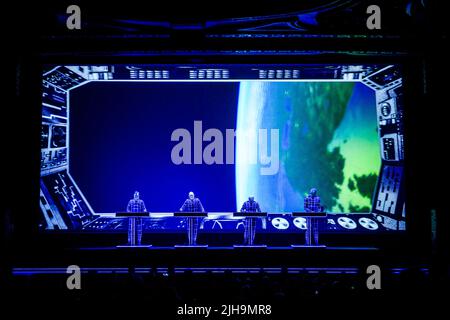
[126,191,147,245]
[180,191,205,245]
[240,196,261,245]
[304,188,323,245]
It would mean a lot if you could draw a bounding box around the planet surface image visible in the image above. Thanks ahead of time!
[235,81,380,213]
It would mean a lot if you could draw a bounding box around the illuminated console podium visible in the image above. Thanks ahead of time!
[173,212,208,248]
[291,212,327,248]
[115,212,151,248]
[233,212,267,248]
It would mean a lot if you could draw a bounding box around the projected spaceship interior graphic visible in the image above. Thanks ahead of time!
[40,64,405,237]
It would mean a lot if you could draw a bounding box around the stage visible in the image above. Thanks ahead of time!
[3,0,448,315]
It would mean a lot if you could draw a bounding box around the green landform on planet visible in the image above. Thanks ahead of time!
[236,81,380,213]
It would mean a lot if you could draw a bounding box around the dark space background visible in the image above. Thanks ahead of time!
[70,82,238,213]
